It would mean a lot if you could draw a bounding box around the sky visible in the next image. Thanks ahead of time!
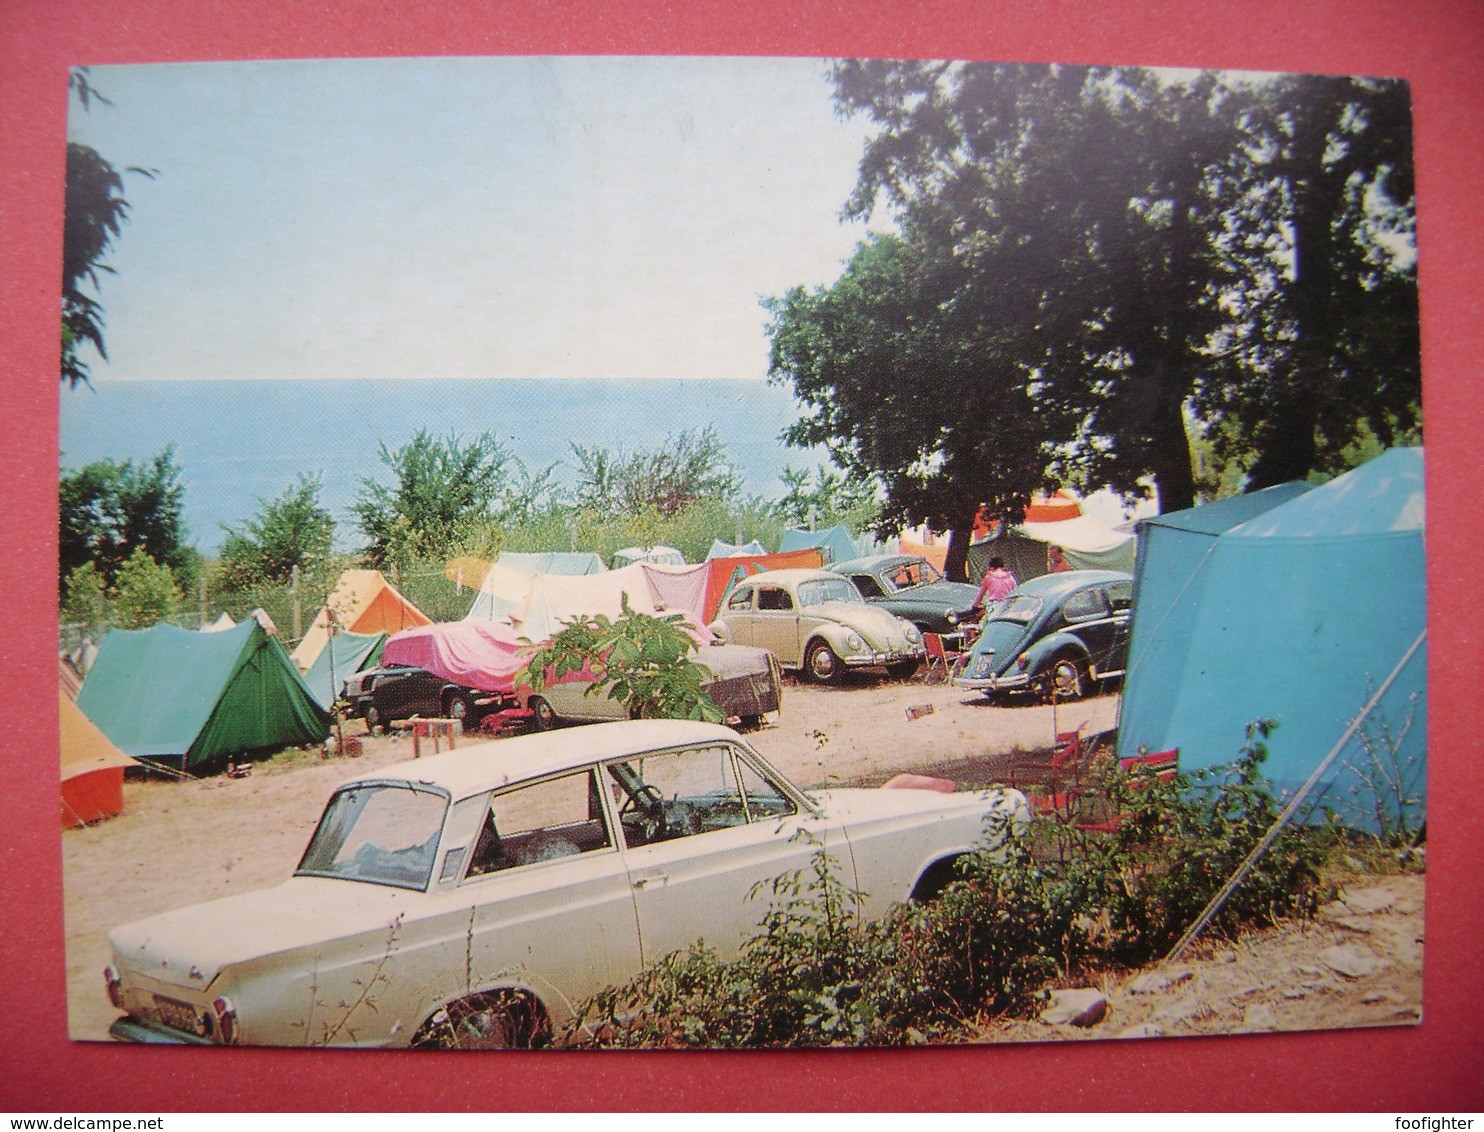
[66,56,880,382]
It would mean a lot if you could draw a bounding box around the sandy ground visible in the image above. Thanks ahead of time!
[62,674,1421,1045]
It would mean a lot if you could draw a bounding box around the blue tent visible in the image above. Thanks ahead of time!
[1117,449,1426,833]
[780,525,860,567]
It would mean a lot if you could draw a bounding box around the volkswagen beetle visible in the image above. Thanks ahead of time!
[708,568,926,682]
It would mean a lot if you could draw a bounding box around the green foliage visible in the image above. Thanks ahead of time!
[351,430,513,568]
[517,596,724,723]
[571,427,741,518]
[774,464,882,533]
[217,473,335,588]
[564,728,1330,1048]
[773,63,1419,526]
[62,70,154,389]
[59,446,194,589]
[109,547,181,629]
[61,561,108,630]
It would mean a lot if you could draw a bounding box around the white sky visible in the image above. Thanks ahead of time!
[67,56,879,382]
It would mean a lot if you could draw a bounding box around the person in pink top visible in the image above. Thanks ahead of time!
[972,556,1018,615]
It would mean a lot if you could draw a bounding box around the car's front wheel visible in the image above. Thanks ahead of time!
[444,692,475,729]
[805,640,844,684]
[363,703,384,734]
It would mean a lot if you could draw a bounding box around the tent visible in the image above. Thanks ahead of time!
[77,620,331,770]
[201,612,236,633]
[301,629,387,709]
[611,546,686,568]
[1116,448,1426,833]
[61,691,139,828]
[779,525,860,566]
[967,492,1136,583]
[707,539,768,559]
[898,537,949,574]
[514,562,713,645]
[290,570,431,670]
[464,550,608,622]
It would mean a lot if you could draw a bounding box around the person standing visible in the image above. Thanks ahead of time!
[973,555,1018,614]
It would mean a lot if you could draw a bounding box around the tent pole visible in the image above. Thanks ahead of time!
[1163,627,1427,963]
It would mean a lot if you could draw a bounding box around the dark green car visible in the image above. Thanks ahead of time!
[829,555,980,645]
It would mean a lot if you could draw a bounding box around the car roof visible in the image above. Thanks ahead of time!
[336,719,750,802]
[830,554,922,573]
[1009,568,1133,600]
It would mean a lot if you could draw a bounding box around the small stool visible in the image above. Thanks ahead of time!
[409,716,459,758]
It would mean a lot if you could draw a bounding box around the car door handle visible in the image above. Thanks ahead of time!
[633,874,668,889]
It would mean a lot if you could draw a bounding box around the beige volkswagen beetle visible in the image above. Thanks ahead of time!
[708,568,926,682]
[104,719,1028,1048]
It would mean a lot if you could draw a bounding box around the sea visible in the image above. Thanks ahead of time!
[59,378,828,555]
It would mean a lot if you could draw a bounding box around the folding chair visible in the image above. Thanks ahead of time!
[922,632,963,685]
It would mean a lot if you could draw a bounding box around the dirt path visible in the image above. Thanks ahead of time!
[63,675,1420,1046]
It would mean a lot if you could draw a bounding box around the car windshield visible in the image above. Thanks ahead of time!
[797,577,864,607]
[883,560,943,591]
[988,593,1042,625]
[296,783,448,891]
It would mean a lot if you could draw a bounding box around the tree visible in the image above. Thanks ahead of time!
[217,473,335,588]
[59,446,193,587]
[517,597,724,724]
[109,547,180,629]
[61,561,108,630]
[775,464,881,532]
[772,62,1418,528]
[570,427,741,518]
[62,70,153,389]
[351,430,512,566]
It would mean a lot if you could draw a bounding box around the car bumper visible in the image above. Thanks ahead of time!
[844,648,926,668]
[110,1015,215,1044]
[953,670,1030,692]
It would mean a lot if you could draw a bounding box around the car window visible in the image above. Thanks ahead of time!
[297,783,448,891]
[1062,588,1110,623]
[851,574,886,599]
[757,587,794,611]
[797,577,862,607]
[726,586,754,612]
[736,755,798,821]
[989,593,1042,625]
[465,768,612,878]
[605,745,754,849]
[1107,580,1133,612]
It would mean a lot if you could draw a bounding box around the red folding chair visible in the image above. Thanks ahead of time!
[922,632,963,685]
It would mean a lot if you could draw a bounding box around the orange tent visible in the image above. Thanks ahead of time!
[898,538,949,573]
[61,693,138,829]
[290,570,431,670]
[703,548,824,622]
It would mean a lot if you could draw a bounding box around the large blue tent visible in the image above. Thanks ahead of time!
[1116,448,1426,833]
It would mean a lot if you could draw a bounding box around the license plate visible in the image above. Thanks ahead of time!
[153,995,205,1036]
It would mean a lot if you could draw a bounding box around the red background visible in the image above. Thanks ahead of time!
[3,0,1480,1112]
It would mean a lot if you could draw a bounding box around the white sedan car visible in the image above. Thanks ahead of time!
[105,720,1029,1048]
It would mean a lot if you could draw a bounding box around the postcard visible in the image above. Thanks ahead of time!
[58,54,1423,1056]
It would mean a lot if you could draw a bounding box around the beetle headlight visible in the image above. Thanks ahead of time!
[946,610,960,626]
[904,623,922,642]
[844,631,865,652]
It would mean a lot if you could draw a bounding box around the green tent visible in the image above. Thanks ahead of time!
[302,630,386,709]
[77,620,331,769]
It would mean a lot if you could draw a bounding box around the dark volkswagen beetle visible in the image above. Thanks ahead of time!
[953,569,1133,701]
[829,554,980,644]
